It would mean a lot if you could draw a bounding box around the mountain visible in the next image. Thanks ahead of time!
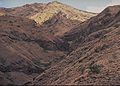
[31,5,120,85]
[0,3,46,17]
[62,5,120,50]
[0,1,95,37]
[39,11,81,37]
[0,40,44,85]
[0,9,5,16]
[30,1,96,25]
[0,15,68,85]
[0,1,120,85]
[29,1,96,37]
[0,1,96,22]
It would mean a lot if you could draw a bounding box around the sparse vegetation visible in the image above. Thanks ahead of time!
[9,20,13,23]
[100,35,106,40]
[0,1,120,85]
[89,64,101,74]
[116,29,120,35]
[95,44,109,53]
[0,58,6,65]
[79,65,85,74]
[17,25,20,27]
[114,22,120,28]
[108,60,114,63]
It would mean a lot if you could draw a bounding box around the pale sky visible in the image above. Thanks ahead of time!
[0,0,120,13]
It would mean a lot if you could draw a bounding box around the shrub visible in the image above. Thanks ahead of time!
[116,30,120,35]
[17,25,20,27]
[79,65,85,74]
[95,44,109,53]
[89,64,101,74]
[9,20,13,23]
[114,22,120,28]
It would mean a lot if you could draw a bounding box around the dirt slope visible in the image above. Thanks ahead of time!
[0,1,119,85]
[63,5,120,50]
[0,15,68,85]
[32,5,120,85]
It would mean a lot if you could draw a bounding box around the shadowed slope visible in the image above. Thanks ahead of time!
[0,15,69,85]
[63,5,120,50]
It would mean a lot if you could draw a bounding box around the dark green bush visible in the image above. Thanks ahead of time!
[89,64,101,74]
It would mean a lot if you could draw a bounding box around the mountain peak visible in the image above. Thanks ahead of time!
[101,5,120,15]
[52,1,61,3]
[47,1,63,5]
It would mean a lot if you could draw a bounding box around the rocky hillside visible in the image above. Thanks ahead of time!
[29,1,96,37]
[30,1,96,25]
[0,1,120,85]
[31,5,120,85]
[0,3,46,17]
[40,11,81,37]
[62,5,120,50]
[0,15,68,85]
[0,1,95,37]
